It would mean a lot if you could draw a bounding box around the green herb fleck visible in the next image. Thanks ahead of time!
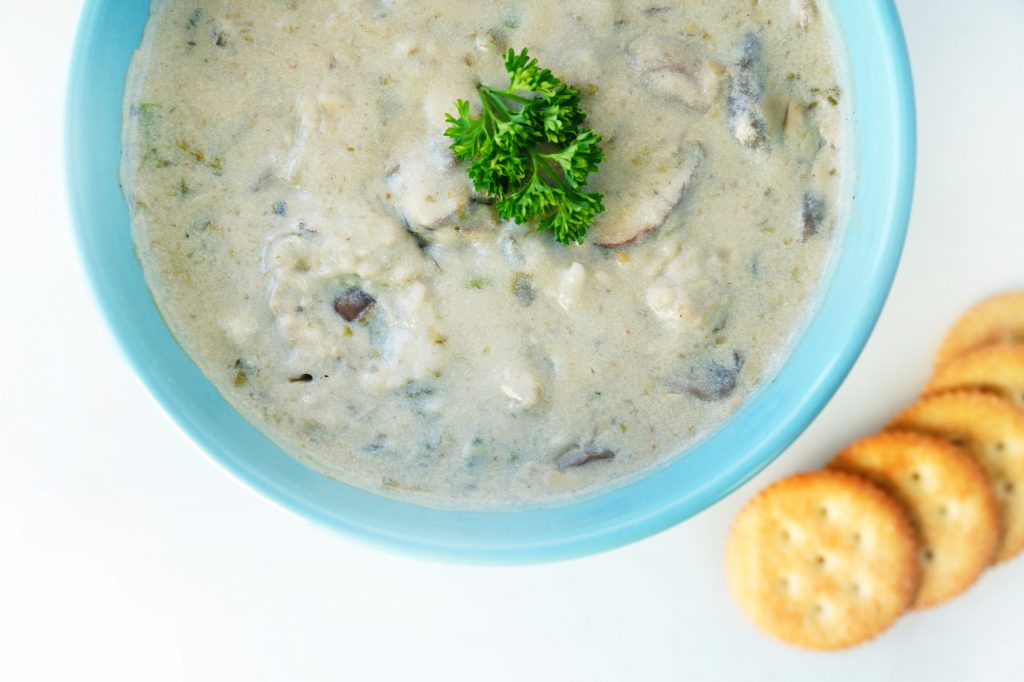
[137,103,168,168]
[176,139,205,163]
[232,359,251,387]
[382,477,429,493]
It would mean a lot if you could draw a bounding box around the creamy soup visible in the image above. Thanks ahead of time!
[123,0,848,509]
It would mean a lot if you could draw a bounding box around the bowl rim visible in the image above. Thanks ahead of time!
[66,0,915,564]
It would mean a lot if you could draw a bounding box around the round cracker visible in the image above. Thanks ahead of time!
[888,390,1024,562]
[725,471,919,649]
[929,342,1024,409]
[829,432,999,608]
[935,291,1024,369]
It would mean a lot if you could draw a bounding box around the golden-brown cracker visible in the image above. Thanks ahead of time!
[828,432,999,608]
[888,390,1024,562]
[725,471,919,650]
[929,342,1024,409]
[935,291,1024,369]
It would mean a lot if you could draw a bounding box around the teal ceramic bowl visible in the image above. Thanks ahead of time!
[67,0,914,563]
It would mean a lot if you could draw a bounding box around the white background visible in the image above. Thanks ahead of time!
[2,1,1023,680]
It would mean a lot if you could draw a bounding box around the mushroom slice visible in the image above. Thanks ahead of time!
[669,351,746,401]
[626,33,724,111]
[592,143,704,248]
[557,447,616,470]
[800,192,826,241]
[333,287,376,322]
[727,34,769,149]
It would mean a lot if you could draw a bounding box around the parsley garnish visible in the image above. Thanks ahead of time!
[444,49,605,245]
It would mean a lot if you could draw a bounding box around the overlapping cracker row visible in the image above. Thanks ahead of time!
[727,291,1024,650]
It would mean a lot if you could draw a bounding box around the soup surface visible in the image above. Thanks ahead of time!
[123,0,847,508]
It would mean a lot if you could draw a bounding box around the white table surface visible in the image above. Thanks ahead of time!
[2,1,1023,680]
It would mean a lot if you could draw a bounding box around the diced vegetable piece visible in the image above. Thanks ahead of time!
[500,366,541,409]
[557,262,587,311]
[790,0,818,30]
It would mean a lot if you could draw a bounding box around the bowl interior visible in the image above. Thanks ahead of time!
[67,0,914,563]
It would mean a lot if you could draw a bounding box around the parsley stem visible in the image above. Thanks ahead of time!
[531,150,570,192]
[493,90,532,105]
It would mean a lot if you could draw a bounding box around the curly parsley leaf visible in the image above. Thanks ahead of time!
[444,48,605,245]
